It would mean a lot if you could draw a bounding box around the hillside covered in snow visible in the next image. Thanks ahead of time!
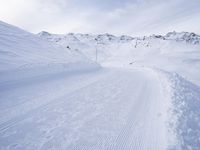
[0,21,200,150]
[0,21,99,83]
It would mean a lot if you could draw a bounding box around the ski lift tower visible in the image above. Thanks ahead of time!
[95,38,98,62]
[94,37,104,63]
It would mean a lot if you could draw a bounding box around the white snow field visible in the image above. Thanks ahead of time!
[0,21,200,150]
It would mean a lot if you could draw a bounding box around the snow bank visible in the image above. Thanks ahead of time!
[168,73,200,149]
[154,68,200,150]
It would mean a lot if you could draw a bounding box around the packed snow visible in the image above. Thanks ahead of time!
[0,21,200,149]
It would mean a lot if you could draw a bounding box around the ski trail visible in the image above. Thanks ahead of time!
[0,68,171,150]
[109,69,168,150]
[0,68,108,125]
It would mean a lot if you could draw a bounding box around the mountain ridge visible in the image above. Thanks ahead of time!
[38,31,200,45]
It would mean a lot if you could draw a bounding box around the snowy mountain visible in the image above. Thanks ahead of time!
[165,31,200,44]
[1,21,200,150]
[38,31,200,84]
[38,31,200,57]
[38,31,200,46]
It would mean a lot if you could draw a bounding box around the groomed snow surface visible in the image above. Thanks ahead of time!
[0,21,200,149]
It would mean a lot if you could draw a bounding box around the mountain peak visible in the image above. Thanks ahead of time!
[38,31,51,36]
[165,31,200,44]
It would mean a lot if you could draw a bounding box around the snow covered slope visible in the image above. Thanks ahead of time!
[1,20,200,149]
[0,21,99,83]
[39,31,200,149]
[0,22,91,71]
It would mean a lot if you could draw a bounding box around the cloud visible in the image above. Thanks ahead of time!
[0,0,200,35]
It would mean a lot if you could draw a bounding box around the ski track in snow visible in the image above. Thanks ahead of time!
[0,67,171,150]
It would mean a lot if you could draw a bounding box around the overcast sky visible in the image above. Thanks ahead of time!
[0,0,200,36]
